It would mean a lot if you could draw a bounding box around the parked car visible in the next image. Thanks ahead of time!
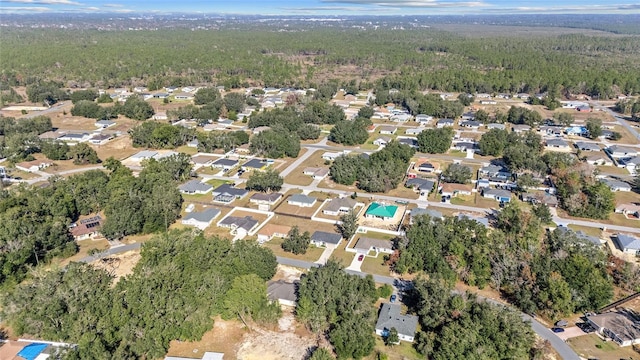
[551,327,565,333]
[357,254,364,261]
[390,294,397,303]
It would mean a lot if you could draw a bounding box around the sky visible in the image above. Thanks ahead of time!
[0,0,639,15]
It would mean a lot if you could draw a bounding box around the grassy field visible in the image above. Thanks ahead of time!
[567,224,604,238]
[262,237,324,263]
[567,334,639,360]
[366,338,422,360]
[361,255,392,277]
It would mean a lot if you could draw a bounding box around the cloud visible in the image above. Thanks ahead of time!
[83,6,99,10]
[102,3,123,7]
[282,5,398,12]
[0,6,50,11]
[2,0,81,5]
[482,3,640,13]
[112,8,134,13]
[322,0,486,7]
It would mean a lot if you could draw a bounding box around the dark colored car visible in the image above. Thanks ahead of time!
[551,327,565,333]
[390,294,397,303]
[357,254,364,261]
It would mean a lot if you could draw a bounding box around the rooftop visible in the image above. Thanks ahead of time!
[311,231,342,245]
[183,208,220,223]
[365,202,399,218]
[354,237,393,251]
[375,303,419,338]
[288,194,317,205]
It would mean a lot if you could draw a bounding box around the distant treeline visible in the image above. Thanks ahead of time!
[1,28,639,98]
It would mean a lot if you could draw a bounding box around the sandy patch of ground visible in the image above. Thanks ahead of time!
[237,326,316,360]
[90,250,141,281]
[273,265,304,282]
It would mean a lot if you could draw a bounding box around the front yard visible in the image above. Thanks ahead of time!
[567,334,640,360]
[262,237,324,263]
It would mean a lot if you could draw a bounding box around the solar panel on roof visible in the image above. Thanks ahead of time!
[85,221,100,229]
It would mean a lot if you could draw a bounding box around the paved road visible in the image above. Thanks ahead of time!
[596,102,640,141]
[279,138,325,178]
[25,165,104,184]
[78,242,142,263]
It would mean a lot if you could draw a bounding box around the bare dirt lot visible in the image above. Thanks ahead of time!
[90,250,141,281]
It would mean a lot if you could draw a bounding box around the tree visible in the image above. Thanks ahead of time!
[337,209,358,240]
[417,127,454,154]
[478,128,508,156]
[553,112,574,127]
[385,327,399,346]
[41,141,70,160]
[329,118,369,145]
[70,89,98,104]
[69,143,100,165]
[223,274,281,324]
[96,93,113,103]
[586,117,603,139]
[309,348,334,360]
[358,106,374,119]
[246,169,283,192]
[532,203,553,223]
[474,109,489,123]
[457,93,473,106]
[119,95,154,121]
[223,92,246,113]
[194,87,219,105]
[249,128,300,159]
[440,164,472,184]
[281,226,311,255]
[70,100,105,119]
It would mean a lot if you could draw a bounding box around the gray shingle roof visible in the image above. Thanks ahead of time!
[219,215,258,231]
[179,179,213,193]
[288,194,317,205]
[410,208,443,220]
[375,303,419,338]
[354,237,393,251]
[311,231,342,245]
[616,234,640,251]
[267,280,298,303]
[212,158,238,167]
[183,208,220,223]
[212,184,248,198]
[324,197,357,213]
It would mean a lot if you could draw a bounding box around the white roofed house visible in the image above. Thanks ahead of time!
[15,159,53,173]
[586,153,614,166]
[88,133,113,145]
[619,156,640,175]
[59,132,91,143]
[545,138,570,151]
[179,179,213,195]
[575,141,600,152]
[353,237,393,256]
[181,208,221,230]
[303,167,329,180]
[310,231,342,248]
[373,136,393,147]
[600,178,632,192]
[436,118,455,128]
[607,145,638,159]
[460,120,481,129]
[217,215,260,239]
[379,126,397,135]
[415,114,433,125]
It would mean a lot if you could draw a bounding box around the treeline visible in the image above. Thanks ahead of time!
[3,230,279,359]
[247,107,323,140]
[0,115,53,162]
[129,122,196,149]
[0,155,189,287]
[71,95,154,121]
[329,141,415,192]
[2,28,639,98]
[373,90,465,118]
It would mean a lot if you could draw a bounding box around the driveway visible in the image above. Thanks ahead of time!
[315,246,335,265]
[345,253,363,271]
[555,326,586,341]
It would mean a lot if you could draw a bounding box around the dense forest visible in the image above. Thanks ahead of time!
[1,28,639,97]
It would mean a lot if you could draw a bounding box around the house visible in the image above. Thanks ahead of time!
[405,127,424,136]
[619,156,640,175]
[164,86,178,93]
[575,141,600,152]
[249,192,283,206]
[391,113,412,122]
[576,105,592,112]
[310,231,342,247]
[267,280,298,307]
[257,224,291,243]
[397,137,418,149]
[179,179,213,195]
[70,215,103,240]
[379,126,397,135]
[482,188,512,203]
[475,93,491,99]
[212,184,249,203]
[615,203,640,219]
[59,132,90,143]
[600,178,632,192]
[476,179,490,189]
[365,202,399,220]
[586,153,614,166]
[153,92,169,99]
[288,194,317,207]
[487,123,506,130]
[565,126,588,137]
[218,215,260,236]
[323,197,357,216]
[545,138,570,151]
[191,155,217,168]
[415,114,433,125]
[153,112,168,120]
[436,118,454,128]
[38,130,62,141]
[187,138,199,148]
[95,119,116,128]
[479,100,497,105]
[88,133,113,145]
[322,152,345,161]
[615,234,640,255]
[478,164,511,182]
[452,141,477,151]
[242,159,268,171]
[375,303,419,343]
[460,120,481,129]
[0,341,59,360]
[252,126,271,134]
[521,192,559,208]
[409,208,443,224]
[181,86,197,93]
[174,92,194,100]
[353,237,393,256]
[15,159,53,172]
[405,178,435,193]
[458,213,490,227]
[416,162,436,173]
[539,125,564,137]
[130,150,158,161]
[373,136,392,147]
[511,124,531,133]
[303,167,329,180]
[211,158,239,171]
[133,86,147,93]
[587,311,640,347]
[516,93,531,100]
[181,208,221,230]
[440,183,473,197]
[496,93,511,99]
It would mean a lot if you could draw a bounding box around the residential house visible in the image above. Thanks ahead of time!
[436,118,455,128]
[303,167,329,180]
[130,150,158,161]
[211,158,238,171]
[252,126,271,134]
[353,237,393,256]
[457,213,490,227]
[181,208,221,230]
[440,183,473,198]
[88,133,113,145]
[133,86,147,93]
[174,92,194,100]
[476,179,490,189]
[249,192,283,207]
[191,155,217,168]
[153,93,169,99]
[521,192,559,208]
[405,178,435,194]
[475,93,491,99]
[576,105,592,112]
[516,93,531,100]
[257,224,292,244]
[460,120,481,129]
[600,178,632,192]
[288,194,317,207]
[452,141,477,151]
[203,123,225,131]
[70,215,103,240]
[415,114,433,125]
[619,156,640,175]
[152,112,168,120]
[397,137,418,149]
[187,138,199,148]
[179,179,213,195]
[379,126,397,135]
[615,234,640,255]
[322,151,348,161]
[375,303,419,343]
[365,202,399,220]
[487,123,506,130]
[539,125,564,137]
[310,231,342,247]
[242,159,268,171]
[391,113,412,122]
[405,127,424,136]
[586,153,614,166]
[565,126,588,137]
[409,208,443,224]
[479,100,497,105]
[460,112,475,121]
[15,159,53,172]
[218,215,260,237]
[95,119,116,128]
[164,86,178,93]
[482,188,513,203]
[478,164,511,182]
[496,93,511,99]
[323,197,357,216]
[234,143,251,155]
[38,130,62,141]
[511,124,531,133]
[181,86,197,93]
[373,136,393,147]
[545,138,570,151]
[615,203,640,219]
[59,132,90,143]
[415,162,436,173]
[266,280,298,307]
[575,141,601,152]
[587,311,640,347]
[212,184,249,203]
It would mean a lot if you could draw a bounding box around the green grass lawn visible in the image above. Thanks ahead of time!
[205,179,231,188]
[366,338,422,360]
[567,334,639,360]
[361,255,392,277]
[567,224,603,238]
[262,237,324,263]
